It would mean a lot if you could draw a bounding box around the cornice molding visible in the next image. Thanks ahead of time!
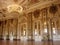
[24,0,59,14]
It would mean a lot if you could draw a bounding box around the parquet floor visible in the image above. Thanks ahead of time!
[0,40,60,45]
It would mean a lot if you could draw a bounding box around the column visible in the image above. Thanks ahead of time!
[0,22,2,39]
[27,12,33,40]
[17,18,20,40]
[49,19,53,40]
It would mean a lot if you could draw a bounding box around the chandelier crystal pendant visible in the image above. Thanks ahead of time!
[7,4,23,13]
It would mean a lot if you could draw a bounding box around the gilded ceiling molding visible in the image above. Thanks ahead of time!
[25,1,52,13]
[0,0,59,21]
[25,0,59,14]
[28,0,39,5]
[13,0,18,3]
[19,0,26,5]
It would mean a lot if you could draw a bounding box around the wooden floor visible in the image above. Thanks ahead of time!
[0,40,60,45]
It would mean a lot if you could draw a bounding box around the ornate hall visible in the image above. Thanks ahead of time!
[0,0,60,45]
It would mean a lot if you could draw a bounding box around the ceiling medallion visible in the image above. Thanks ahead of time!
[7,4,23,13]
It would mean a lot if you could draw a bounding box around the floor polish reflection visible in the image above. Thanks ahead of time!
[0,40,60,45]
